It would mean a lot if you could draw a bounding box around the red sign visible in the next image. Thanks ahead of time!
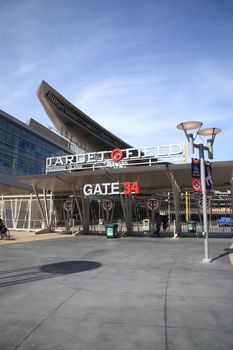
[122,181,139,195]
[192,179,202,192]
[111,148,123,161]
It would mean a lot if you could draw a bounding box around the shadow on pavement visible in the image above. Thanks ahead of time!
[0,260,102,288]
[40,260,102,274]
[211,248,233,262]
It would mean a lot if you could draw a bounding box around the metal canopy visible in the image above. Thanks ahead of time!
[17,161,233,195]
[37,80,132,152]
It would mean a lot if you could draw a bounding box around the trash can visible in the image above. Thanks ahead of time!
[187,221,196,233]
[105,224,118,238]
[142,219,150,231]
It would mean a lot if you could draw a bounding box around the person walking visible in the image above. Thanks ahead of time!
[154,213,161,236]
[162,215,169,232]
[0,218,5,232]
[0,218,7,235]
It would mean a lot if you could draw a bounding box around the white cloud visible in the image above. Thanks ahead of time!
[12,60,42,77]
[72,59,233,161]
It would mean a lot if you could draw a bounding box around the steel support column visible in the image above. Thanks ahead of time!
[165,166,181,235]
[72,185,90,233]
[120,195,133,233]
[32,185,49,229]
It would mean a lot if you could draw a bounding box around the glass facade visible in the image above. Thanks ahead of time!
[0,113,68,176]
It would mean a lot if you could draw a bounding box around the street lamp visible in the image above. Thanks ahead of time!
[176,121,221,263]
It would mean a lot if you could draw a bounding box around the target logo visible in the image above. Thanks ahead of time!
[111,148,123,161]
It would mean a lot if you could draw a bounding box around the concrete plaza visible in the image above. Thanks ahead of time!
[0,234,233,350]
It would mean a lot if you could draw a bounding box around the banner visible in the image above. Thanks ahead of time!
[205,161,213,193]
[191,159,213,193]
[191,158,202,192]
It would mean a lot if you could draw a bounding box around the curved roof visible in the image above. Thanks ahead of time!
[37,80,132,152]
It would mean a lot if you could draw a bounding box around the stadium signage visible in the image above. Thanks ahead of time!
[83,181,139,196]
[46,143,185,173]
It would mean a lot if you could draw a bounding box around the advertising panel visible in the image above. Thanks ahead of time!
[191,158,202,192]
[191,158,213,193]
[205,161,213,191]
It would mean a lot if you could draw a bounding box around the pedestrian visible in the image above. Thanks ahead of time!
[162,215,169,232]
[0,218,7,234]
[154,213,161,236]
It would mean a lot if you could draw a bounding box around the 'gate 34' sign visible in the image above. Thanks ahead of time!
[83,181,139,196]
[46,144,185,173]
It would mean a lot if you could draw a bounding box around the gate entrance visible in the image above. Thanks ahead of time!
[0,191,232,237]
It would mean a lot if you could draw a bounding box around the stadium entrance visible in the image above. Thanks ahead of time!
[15,144,233,237]
[0,190,232,237]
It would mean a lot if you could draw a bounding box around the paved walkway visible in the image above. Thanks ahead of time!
[1,230,233,264]
[0,230,73,244]
[0,235,232,350]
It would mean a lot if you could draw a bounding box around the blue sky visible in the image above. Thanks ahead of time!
[0,0,233,161]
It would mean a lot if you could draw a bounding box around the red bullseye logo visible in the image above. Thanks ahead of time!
[111,148,123,161]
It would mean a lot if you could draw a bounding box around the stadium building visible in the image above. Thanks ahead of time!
[0,108,77,193]
[0,81,232,235]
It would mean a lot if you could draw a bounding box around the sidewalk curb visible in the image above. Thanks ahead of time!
[229,243,233,265]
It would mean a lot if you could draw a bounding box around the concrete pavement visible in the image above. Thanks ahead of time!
[0,230,73,244]
[0,235,232,350]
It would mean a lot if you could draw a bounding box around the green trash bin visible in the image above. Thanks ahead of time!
[105,224,118,238]
[187,221,196,233]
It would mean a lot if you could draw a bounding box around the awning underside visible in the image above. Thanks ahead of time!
[17,161,233,195]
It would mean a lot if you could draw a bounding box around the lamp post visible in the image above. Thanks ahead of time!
[176,121,221,263]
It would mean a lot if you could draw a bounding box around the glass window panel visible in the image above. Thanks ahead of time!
[0,118,7,129]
